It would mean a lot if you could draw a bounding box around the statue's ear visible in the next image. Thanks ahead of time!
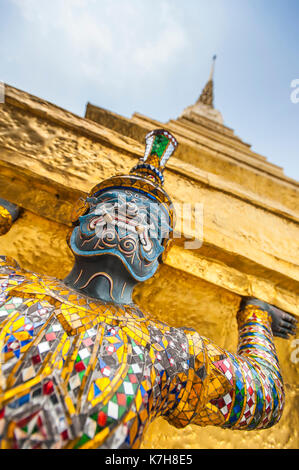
[158,239,173,264]
[66,227,73,250]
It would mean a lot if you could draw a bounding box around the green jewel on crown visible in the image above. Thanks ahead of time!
[130,129,178,186]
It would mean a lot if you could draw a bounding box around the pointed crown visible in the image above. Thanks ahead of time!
[196,54,217,108]
[71,129,178,228]
[130,129,178,186]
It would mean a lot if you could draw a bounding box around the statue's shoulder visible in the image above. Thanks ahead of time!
[0,255,44,287]
[0,256,111,339]
[0,255,22,274]
[0,255,38,304]
[0,256,139,340]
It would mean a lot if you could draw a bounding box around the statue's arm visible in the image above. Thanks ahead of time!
[165,298,297,430]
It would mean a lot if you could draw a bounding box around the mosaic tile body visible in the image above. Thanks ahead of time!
[0,257,284,449]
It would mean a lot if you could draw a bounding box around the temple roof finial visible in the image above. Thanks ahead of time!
[179,55,223,124]
[196,55,217,108]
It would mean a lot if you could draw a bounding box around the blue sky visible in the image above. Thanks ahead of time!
[0,0,298,181]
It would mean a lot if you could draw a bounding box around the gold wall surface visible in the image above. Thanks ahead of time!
[0,84,298,449]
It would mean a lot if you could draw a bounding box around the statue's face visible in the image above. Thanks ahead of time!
[70,189,171,281]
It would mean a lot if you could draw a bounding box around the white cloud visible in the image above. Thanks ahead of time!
[11,0,189,89]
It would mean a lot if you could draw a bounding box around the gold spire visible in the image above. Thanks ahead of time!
[179,55,223,124]
[196,55,217,108]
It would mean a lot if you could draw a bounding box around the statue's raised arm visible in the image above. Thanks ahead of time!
[163,297,296,431]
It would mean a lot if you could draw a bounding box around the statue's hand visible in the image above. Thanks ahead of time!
[268,304,297,339]
[241,296,297,339]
